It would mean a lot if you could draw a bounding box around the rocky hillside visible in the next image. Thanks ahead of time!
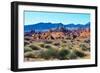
[24,25,90,61]
[25,27,90,41]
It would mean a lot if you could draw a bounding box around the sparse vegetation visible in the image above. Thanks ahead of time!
[53,42,60,46]
[29,44,41,50]
[24,52,35,58]
[84,39,90,43]
[45,45,52,49]
[68,52,78,59]
[24,27,90,61]
[58,49,70,60]
[74,50,86,57]
[79,44,89,51]
[41,48,57,60]
[24,46,33,52]
[44,41,53,44]
[38,43,45,48]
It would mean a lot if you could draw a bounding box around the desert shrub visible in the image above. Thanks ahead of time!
[25,50,44,59]
[24,46,33,52]
[58,49,70,60]
[84,39,90,43]
[79,44,88,51]
[68,45,73,49]
[44,41,52,44]
[68,53,77,59]
[24,52,35,58]
[39,43,45,48]
[67,51,78,59]
[29,44,41,50]
[71,40,73,42]
[61,44,67,48]
[74,50,85,57]
[77,39,80,42]
[73,35,77,39]
[62,40,67,43]
[41,48,57,59]
[66,37,71,40]
[87,48,90,51]
[53,42,60,46]
[45,45,52,49]
[24,40,30,46]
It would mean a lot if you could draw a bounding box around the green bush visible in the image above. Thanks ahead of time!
[24,46,33,52]
[29,44,41,50]
[68,45,73,49]
[39,43,45,48]
[45,45,52,49]
[24,52,35,58]
[62,40,67,43]
[58,49,70,60]
[67,51,78,59]
[74,50,85,57]
[79,44,88,51]
[53,42,60,46]
[87,48,90,51]
[24,40,30,46]
[41,48,57,60]
[84,39,90,43]
[61,44,67,48]
[44,41,52,44]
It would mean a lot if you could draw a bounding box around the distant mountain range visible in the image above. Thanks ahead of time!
[24,22,90,32]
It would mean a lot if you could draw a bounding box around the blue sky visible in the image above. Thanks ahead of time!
[24,11,90,25]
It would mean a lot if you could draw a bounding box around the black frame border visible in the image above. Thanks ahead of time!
[11,1,98,72]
